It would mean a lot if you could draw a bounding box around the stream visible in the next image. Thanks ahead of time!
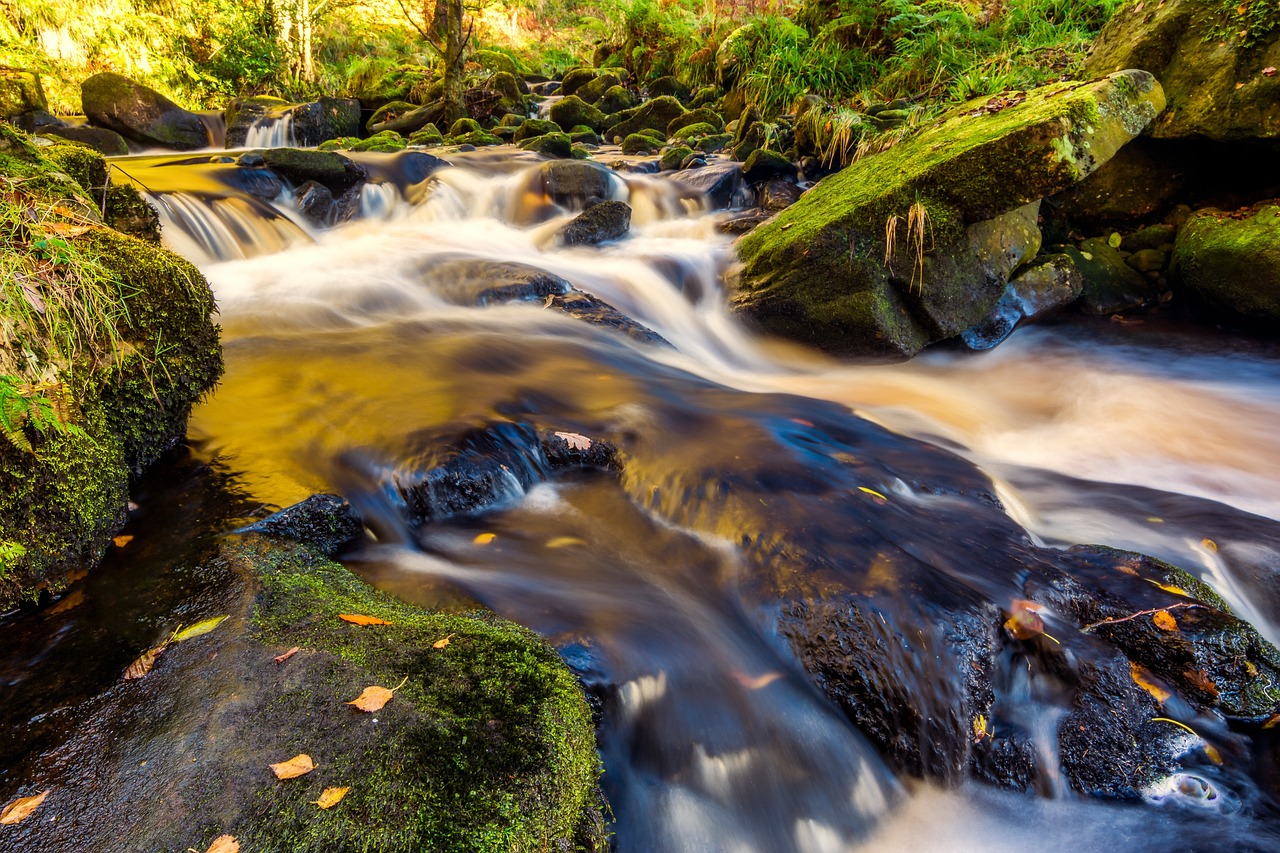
[7,144,1280,851]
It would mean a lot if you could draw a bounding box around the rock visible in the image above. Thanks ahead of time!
[718,210,772,235]
[668,108,723,138]
[691,85,722,108]
[351,130,407,152]
[368,102,445,136]
[595,85,636,115]
[261,148,366,194]
[734,72,1166,358]
[474,48,520,75]
[223,95,290,146]
[408,124,445,146]
[716,23,758,87]
[574,73,622,106]
[0,69,46,118]
[513,118,561,142]
[648,76,691,102]
[1126,247,1168,272]
[1084,0,1280,140]
[698,133,733,154]
[621,132,658,155]
[560,67,598,97]
[604,96,686,141]
[967,200,1043,284]
[519,132,574,158]
[448,117,482,137]
[560,200,631,245]
[366,99,418,133]
[1171,204,1280,324]
[237,493,362,556]
[960,288,1024,350]
[742,149,795,183]
[761,178,802,211]
[1008,253,1084,318]
[1052,136,1188,226]
[1066,237,1156,314]
[487,70,529,103]
[101,185,163,243]
[81,72,209,150]
[1122,223,1178,252]
[570,129,601,146]
[517,160,617,216]
[293,180,336,225]
[660,145,694,171]
[449,129,502,147]
[550,95,606,133]
[680,153,707,169]
[669,161,747,210]
[671,122,715,143]
[37,125,129,157]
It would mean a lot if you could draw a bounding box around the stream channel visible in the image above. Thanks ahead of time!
[5,143,1280,851]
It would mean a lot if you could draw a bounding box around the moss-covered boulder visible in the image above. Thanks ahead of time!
[408,124,445,147]
[0,69,47,118]
[734,71,1166,358]
[621,132,661,155]
[0,512,605,851]
[1171,204,1280,324]
[574,73,622,106]
[604,96,686,142]
[550,95,606,133]
[366,100,418,133]
[742,148,795,183]
[488,70,530,104]
[1062,238,1157,315]
[648,75,691,102]
[0,126,220,608]
[351,130,407,152]
[513,118,561,143]
[519,132,574,158]
[475,48,520,76]
[224,95,291,147]
[1084,0,1280,140]
[660,145,694,171]
[668,108,723,138]
[560,67,598,97]
[261,149,366,194]
[278,97,360,146]
[595,85,636,115]
[81,72,209,151]
[450,129,503,147]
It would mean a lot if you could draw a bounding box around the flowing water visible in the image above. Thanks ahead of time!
[15,146,1280,850]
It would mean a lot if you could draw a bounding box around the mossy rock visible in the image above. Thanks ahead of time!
[475,48,521,76]
[37,125,129,157]
[261,149,366,194]
[570,144,591,160]
[648,75,691,102]
[351,131,408,153]
[366,100,418,133]
[691,86,722,109]
[697,133,733,154]
[550,96,606,133]
[488,71,529,104]
[32,135,159,242]
[317,137,359,152]
[594,85,636,116]
[560,67,599,97]
[734,72,1167,358]
[368,103,444,137]
[500,113,528,128]
[0,69,47,118]
[1171,204,1280,324]
[1084,0,1280,140]
[671,122,715,143]
[574,73,622,106]
[742,148,795,183]
[518,132,574,158]
[448,117,482,137]
[1061,239,1156,315]
[570,130,601,146]
[621,133,659,155]
[408,124,445,147]
[668,108,723,138]
[449,129,502,147]
[660,145,694,171]
[604,96,686,141]
[81,72,208,151]
[102,184,162,243]
[513,118,561,143]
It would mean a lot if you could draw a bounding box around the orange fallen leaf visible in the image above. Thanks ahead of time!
[473,532,496,545]
[273,647,300,664]
[1183,669,1219,698]
[47,588,85,615]
[113,534,134,548]
[432,634,454,649]
[123,644,167,680]
[0,790,48,825]
[347,678,407,712]
[204,836,240,853]
[1004,599,1046,640]
[732,671,783,690]
[1265,67,1278,77]
[44,222,92,237]
[1131,662,1171,703]
[269,754,315,780]
[1152,610,1178,631]
[338,614,391,626]
[312,786,350,809]
[554,431,593,451]
[1263,713,1280,729]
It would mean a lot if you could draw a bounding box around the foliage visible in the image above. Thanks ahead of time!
[1210,0,1280,50]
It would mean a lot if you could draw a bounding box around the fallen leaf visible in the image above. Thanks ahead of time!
[204,836,240,853]
[348,686,395,712]
[0,790,48,825]
[1235,81,1245,89]
[1147,579,1190,597]
[312,786,350,809]
[1263,713,1280,729]
[545,537,585,548]
[1183,668,1219,698]
[1152,609,1178,631]
[1146,516,1164,523]
[973,715,990,742]
[113,534,134,548]
[857,486,888,502]
[47,588,84,615]
[338,614,391,626]
[1204,744,1223,765]
[554,431,592,451]
[123,644,167,680]
[1201,538,1218,552]
[1265,67,1278,77]
[1107,232,1122,248]
[172,616,228,643]
[732,671,783,690]
[473,532,496,545]
[44,222,91,237]
[433,633,454,649]
[1004,600,1045,640]
[269,754,315,780]
[273,647,300,664]
[1131,662,1172,703]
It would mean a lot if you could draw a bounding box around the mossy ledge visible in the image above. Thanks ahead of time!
[0,124,221,607]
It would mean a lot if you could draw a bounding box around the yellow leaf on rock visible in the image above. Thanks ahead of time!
[473,532,496,545]
[1004,599,1045,640]
[545,537,585,548]
[172,616,228,642]
[123,644,167,680]
[0,790,48,825]
[348,686,394,712]
[269,754,315,780]
[338,614,391,626]
[204,835,240,853]
[1152,610,1178,631]
[1131,662,1171,703]
[313,786,350,809]
[973,715,990,742]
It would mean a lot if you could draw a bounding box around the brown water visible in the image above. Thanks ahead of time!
[11,146,1280,851]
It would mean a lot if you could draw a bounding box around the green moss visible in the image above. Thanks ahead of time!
[448,117,482,137]
[103,183,162,243]
[449,129,503,147]
[550,96,606,133]
[621,133,660,155]
[660,145,693,171]
[513,119,560,143]
[408,124,445,147]
[351,131,407,153]
[518,132,573,158]
[671,122,715,142]
[1172,205,1280,323]
[235,536,603,852]
[668,108,723,138]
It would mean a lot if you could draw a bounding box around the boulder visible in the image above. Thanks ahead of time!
[37,125,129,157]
[669,161,747,210]
[513,118,561,143]
[408,124,445,146]
[81,72,209,150]
[1051,136,1188,226]
[741,149,795,183]
[298,95,363,145]
[660,145,694,171]
[1084,0,1280,140]
[550,95,606,133]
[528,160,617,211]
[671,122,715,143]
[595,85,636,115]
[560,68,598,97]
[519,132,574,158]
[1171,204,1280,324]
[604,96,686,141]
[734,72,1166,358]
[621,132,660,155]
[0,69,47,118]
[1068,237,1157,314]
[761,178,803,211]
[668,107,723,138]
[961,251,1082,349]
[351,130,407,152]
[574,73,622,106]
[261,149,366,194]
[224,95,291,147]
[560,200,632,245]
[647,75,690,102]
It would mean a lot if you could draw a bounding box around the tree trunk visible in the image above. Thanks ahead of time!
[440,0,467,125]
[301,0,314,82]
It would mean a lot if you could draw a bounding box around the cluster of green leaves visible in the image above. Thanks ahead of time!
[0,374,80,452]
[1210,0,1280,50]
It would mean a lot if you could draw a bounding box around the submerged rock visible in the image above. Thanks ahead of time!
[734,72,1165,359]
[81,72,209,150]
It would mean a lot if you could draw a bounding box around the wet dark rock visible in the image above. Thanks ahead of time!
[236,151,265,167]
[36,125,129,157]
[535,159,616,210]
[742,149,795,183]
[293,180,336,226]
[1009,253,1084,319]
[548,290,669,345]
[236,493,362,556]
[81,71,209,150]
[680,153,708,170]
[223,95,290,146]
[232,168,284,200]
[1123,223,1178,252]
[560,200,632,246]
[1126,248,1168,272]
[1171,204,1280,325]
[261,148,366,195]
[717,210,772,235]
[760,178,802,211]
[1067,237,1157,314]
[669,161,747,210]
